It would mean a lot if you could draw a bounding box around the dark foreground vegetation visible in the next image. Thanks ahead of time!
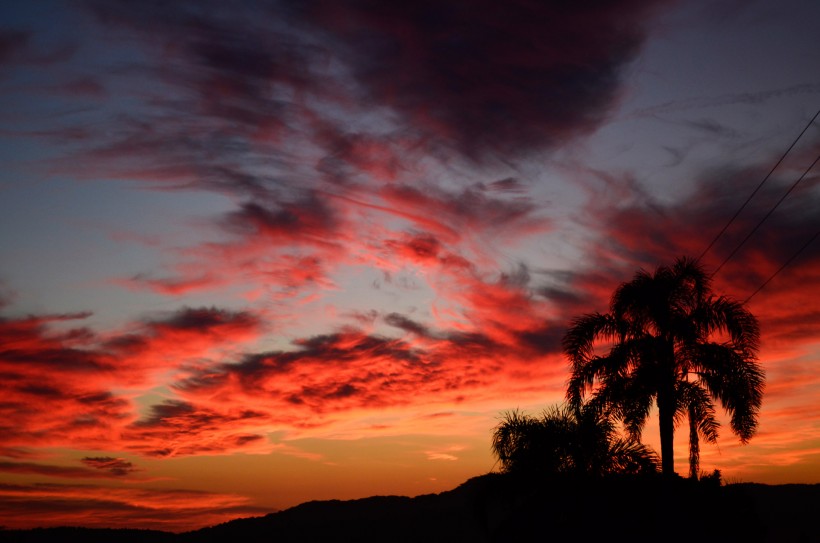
[3,474,818,543]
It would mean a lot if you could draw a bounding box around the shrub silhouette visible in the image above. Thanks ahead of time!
[491,403,658,477]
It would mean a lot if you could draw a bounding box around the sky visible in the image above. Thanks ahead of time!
[1,0,819,533]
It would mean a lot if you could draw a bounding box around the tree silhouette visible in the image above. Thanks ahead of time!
[563,257,764,477]
[680,380,719,478]
[491,404,658,477]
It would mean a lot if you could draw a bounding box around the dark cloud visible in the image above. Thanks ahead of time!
[380,183,545,241]
[67,0,318,197]
[291,332,422,364]
[384,233,443,264]
[0,312,109,375]
[0,28,76,68]
[16,384,64,398]
[103,306,262,357]
[291,382,363,405]
[514,324,566,357]
[537,271,601,318]
[224,196,339,245]
[126,400,266,457]
[314,127,407,185]
[0,29,29,64]
[59,75,106,97]
[60,0,673,210]
[0,460,132,479]
[149,306,261,332]
[232,434,264,447]
[295,0,667,159]
[486,177,529,194]
[75,391,129,410]
[0,456,138,479]
[0,344,107,373]
[131,400,197,427]
[0,447,37,459]
[680,118,742,138]
[80,457,138,476]
[441,330,499,352]
[384,313,432,337]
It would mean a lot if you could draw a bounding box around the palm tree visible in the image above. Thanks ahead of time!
[679,380,719,479]
[563,256,764,477]
[491,404,659,477]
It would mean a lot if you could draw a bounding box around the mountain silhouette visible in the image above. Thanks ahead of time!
[3,474,818,542]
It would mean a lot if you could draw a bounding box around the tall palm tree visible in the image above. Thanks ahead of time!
[563,257,764,476]
[491,404,659,477]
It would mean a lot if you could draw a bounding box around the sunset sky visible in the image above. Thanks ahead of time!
[1,0,820,532]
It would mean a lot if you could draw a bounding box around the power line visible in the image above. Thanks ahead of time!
[713,152,820,275]
[697,109,820,262]
[744,229,820,303]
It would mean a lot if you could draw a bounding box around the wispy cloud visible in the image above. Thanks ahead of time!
[0,482,268,532]
[0,459,139,479]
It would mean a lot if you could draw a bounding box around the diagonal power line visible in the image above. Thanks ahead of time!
[744,229,820,303]
[714,152,820,275]
[698,109,820,263]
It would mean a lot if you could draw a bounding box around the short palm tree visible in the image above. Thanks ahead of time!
[491,404,659,477]
[679,380,719,479]
[563,257,764,476]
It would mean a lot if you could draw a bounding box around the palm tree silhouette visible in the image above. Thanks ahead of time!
[491,404,658,477]
[563,257,764,477]
[680,380,719,479]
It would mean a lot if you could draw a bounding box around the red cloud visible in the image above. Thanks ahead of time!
[0,306,266,454]
[122,399,268,458]
[0,311,131,451]
[224,197,339,246]
[140,305,566,450]
[100,306,265,382]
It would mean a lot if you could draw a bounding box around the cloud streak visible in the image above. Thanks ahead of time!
[0,482,268,532]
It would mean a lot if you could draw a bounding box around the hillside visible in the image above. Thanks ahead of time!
[3,475,818,542]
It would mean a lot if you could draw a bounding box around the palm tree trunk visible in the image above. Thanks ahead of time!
[688,406,700,479]
[658,383,676,476]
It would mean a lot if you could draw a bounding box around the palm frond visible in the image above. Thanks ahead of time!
[676,381,720,444]
[562,312,620,364]
[697,296,760,350]
[694,344,764,441]
[607,438,660,475]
